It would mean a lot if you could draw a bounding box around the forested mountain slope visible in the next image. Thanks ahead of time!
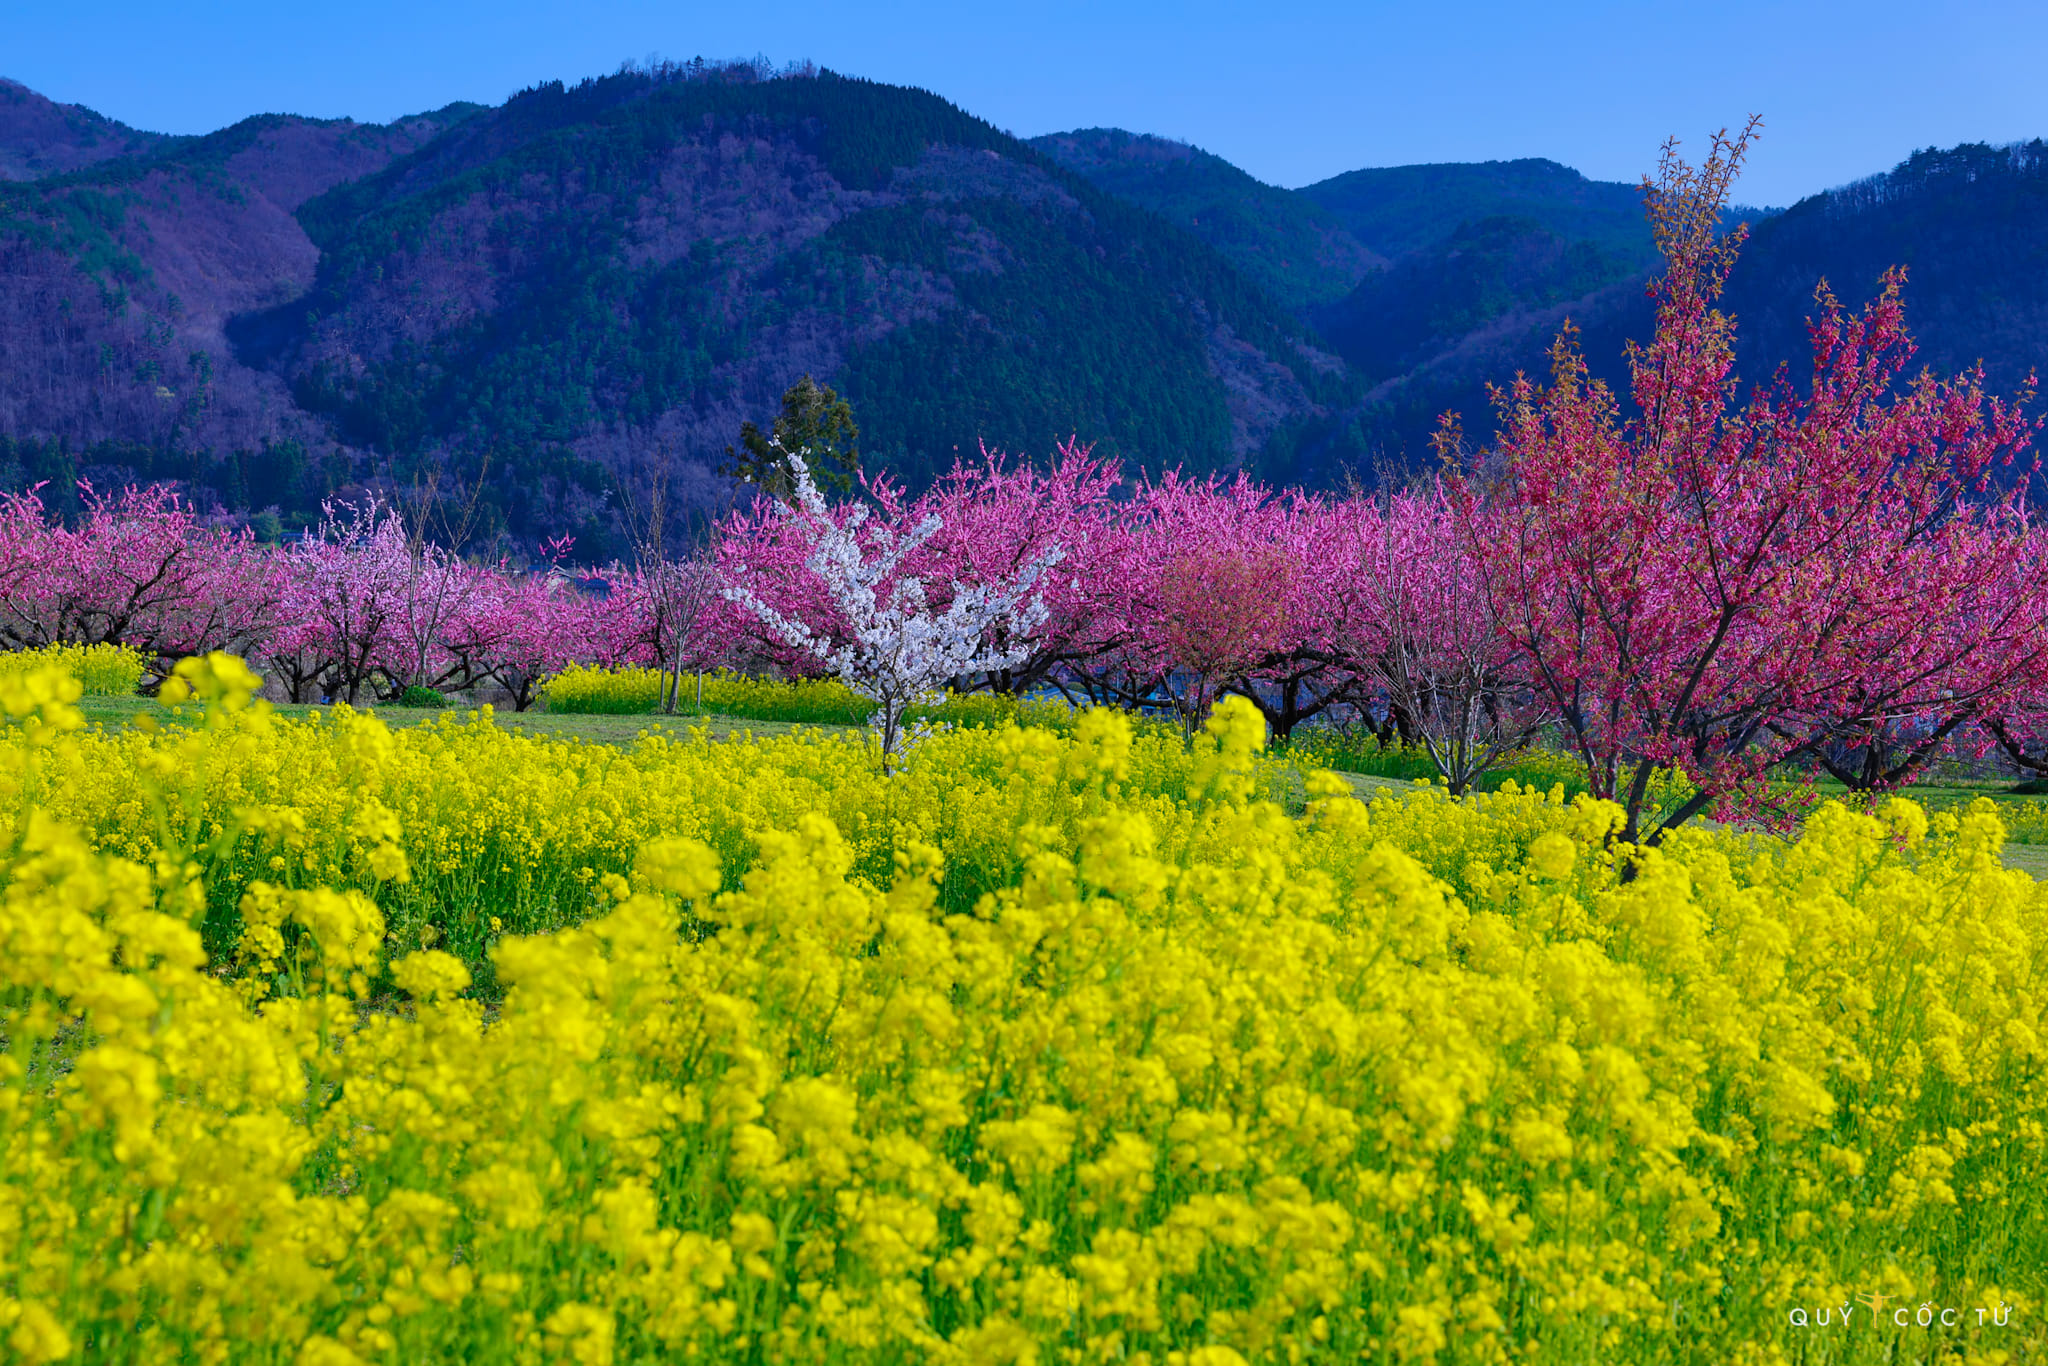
[249,68,1344,495]
[1267,143,2048,467]
[3,57,2046,545]
[0,65,1345,543]
[0,104,473,519]
[1299,157,1657,265]
[0,78,166,180]
[1029,127,1385,312]
[1721,140,2048,404]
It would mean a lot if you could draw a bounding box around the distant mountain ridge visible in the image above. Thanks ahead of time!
[0,65,1344,547]
[1,63,2045,548]
[1029,128,1385,312]
[1299,156,1658,265]
[1721,139,2048,403]
[0,78,166,180]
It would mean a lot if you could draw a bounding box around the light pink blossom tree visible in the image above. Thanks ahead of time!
[724,451,1062,771]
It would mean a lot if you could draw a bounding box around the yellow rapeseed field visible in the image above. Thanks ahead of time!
[0,654,2042,1363]
[0,643,145,698]
[539,663,1070,735]
[542,665,877,721]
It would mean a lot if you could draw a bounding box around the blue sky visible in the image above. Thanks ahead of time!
[6,0,2045,207]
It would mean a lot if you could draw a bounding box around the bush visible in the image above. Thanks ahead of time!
[540,662,668,714]
[397,685,449,709]
[699,671,873,725]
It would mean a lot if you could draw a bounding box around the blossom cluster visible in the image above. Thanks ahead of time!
[0,490,700,710]
[1,660,2044,1362]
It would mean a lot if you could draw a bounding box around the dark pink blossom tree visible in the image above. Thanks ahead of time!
[0,483,283,682]
[1454,121,2039,842]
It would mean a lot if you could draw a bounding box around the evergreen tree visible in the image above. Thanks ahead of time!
[725,375,861,501]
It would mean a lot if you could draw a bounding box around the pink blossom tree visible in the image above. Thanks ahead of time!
[910,440,1123,697]
[446,564,590,711]
[277,500,412,704]
[0,483,283,684]
[1772,511,2048,789]
[1329,485,1543,793]
[1454,121,2039,842]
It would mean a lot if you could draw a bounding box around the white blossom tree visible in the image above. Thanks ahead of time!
[725,450,1063,772]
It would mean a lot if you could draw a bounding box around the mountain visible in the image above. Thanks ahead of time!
[1017,145,1665,471]
[0,101,482,520]
[1029,128,1384,313]
[0,65,1349,547]
[1299,157,1657,266]
[1311,215,1637,386]
[4,59,2047,543]
[1307,141,2048,469]
[0,78,165,180]
[245,68,1346,510]
[1721,140,2048,405]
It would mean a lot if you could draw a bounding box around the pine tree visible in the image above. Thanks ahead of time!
[724,375,861,501]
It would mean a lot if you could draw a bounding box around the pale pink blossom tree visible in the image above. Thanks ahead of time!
[724,451,1062,771]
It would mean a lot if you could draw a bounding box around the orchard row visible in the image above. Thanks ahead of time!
[5,129,2047,839]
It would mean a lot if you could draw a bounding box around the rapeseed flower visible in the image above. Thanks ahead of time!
[0,662,2042,1361]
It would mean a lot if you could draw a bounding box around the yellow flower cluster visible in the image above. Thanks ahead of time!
[542,665,875,722]
[2,669,2045,1363]
[0,642,145,697]
[1996,796,2048,846]
[540,663,1079,734]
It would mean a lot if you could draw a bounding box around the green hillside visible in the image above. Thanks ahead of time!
[1030,127,1383,313]
[1721,140,2048,404]
[1313,215,1637,385]
[267,69,1344,497]
[1299,157,1656,264]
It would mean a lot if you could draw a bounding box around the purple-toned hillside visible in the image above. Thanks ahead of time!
[0,77,164,179]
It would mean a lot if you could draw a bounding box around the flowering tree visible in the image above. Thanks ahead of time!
[1337,485,1542,793]
[1153,545,1295,735]
[910,441,1123,696]
[0,484,283,682]
[1770,512,2048,789]
[724,451,1062,771]
[279,500,413,704]
[1122,476,1334,737]
[444,564,588,711]
[389,545,480,696]
[1455,121,2038,842]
